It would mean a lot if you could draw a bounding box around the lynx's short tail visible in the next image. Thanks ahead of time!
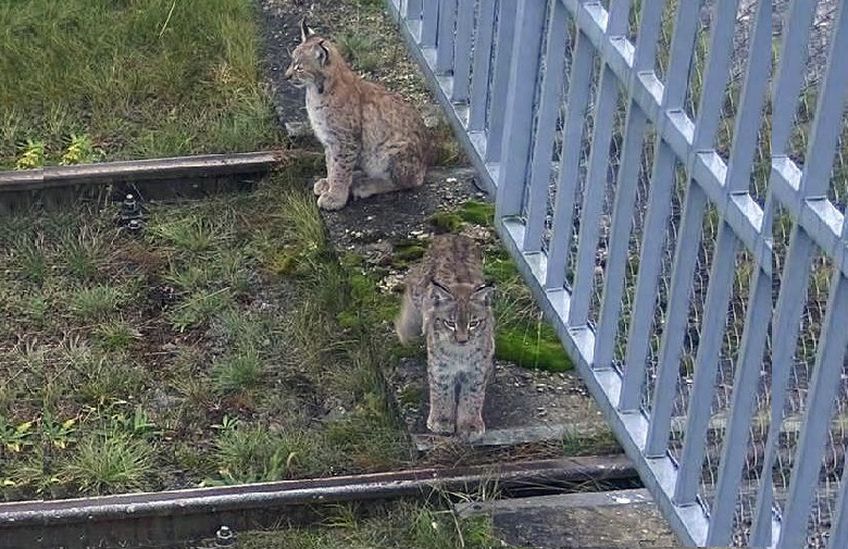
[395,289,422,345]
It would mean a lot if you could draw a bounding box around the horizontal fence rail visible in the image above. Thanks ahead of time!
[388,0,848,547]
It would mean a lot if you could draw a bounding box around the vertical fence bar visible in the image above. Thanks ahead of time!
[770,0,817,155]
[421,0,439,47]
[644,0,742,456]
[750,226,815,544]
[828,422,848,549]
[704,1,773,542]
[776,8,848,545]
[688,0,740,149]
[672,222,738,504]
[545,32,594,290]
[566,66,619,327]
[723,0,771,193]
[618,151,678,411]
[644,181,707,456]
[593,106,647,368]
[485,0,517,162]
[618,0,703,411]
[436,0,457,74]
[494,0,546,218]
[749,1,820,536]
[593,0,665,371]
[467,0,496,131]
[708,263,772,545]
[450,0,475,103]
[565,0,631,326]
[797,1,848,197]
[748,3,822,533]
[778,274,848,549]
[405,0,422,20]
[523,0,569,253]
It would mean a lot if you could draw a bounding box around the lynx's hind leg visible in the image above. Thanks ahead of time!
[351,177,398,199]
[394,286,422,345]
[389,153,427,190]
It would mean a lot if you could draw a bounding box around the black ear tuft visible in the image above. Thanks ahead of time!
[472,282,495,304]
[317,39,330,66]
[300,17,315,42]
[430,278,454,302]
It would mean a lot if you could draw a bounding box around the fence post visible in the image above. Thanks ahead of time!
[703,0,772,543]
[484,1,517,163]
[523,0,569,253]
[618,0,702,412]
[421,0,438,47]
[544,31,594,290]
[405,0,422,20]
[494,0,546,218]
[450,0,475,103]
[435,0,457,74]
[467,0,496,131]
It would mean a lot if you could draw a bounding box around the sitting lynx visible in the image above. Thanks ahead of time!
[284,19,431,210]
[395,234,495,442]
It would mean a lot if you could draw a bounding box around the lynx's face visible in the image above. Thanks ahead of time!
[284,19,330,89]
[428,281,494,345]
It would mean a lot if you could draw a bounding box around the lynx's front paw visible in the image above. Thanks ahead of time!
[317,189,348,210]
[427,413,455,435]
[457,417,485,443]
[313,178,329,196]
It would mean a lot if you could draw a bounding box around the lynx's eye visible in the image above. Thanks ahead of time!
[443,319,456,330]
[468,319,481,330]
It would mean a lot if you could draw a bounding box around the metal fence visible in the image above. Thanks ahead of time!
[386,0,848,547]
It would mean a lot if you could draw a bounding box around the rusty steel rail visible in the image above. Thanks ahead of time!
[0,456,634,548]
[0,150,306,212]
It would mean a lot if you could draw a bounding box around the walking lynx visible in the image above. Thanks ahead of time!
[396,234,495,441]
[284,19,431,210]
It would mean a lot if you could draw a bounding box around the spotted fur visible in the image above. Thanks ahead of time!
[396,234,495,441]
[284,19,431,210]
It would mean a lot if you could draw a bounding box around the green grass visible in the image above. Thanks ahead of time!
[213,351,265,393]
[65,431,155,495]
[0,0,281,169]
[69,285,126,320]
[335,30,382,73]
[93,320,141,352]
[0,169,411,501]
[236,500,512,549]
[211,425,327,484]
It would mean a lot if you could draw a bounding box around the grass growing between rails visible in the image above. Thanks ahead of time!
[0,0,281,169]
[0,171,410,501]
[235,499,518,549]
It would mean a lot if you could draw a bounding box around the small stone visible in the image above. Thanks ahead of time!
[446,177,458,183]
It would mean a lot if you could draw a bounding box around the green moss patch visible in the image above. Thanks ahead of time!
[495,325,573,372]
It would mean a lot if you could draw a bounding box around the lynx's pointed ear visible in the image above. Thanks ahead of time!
[472,283,494,305]
[316,39,330,66]
[429,278,454,303]
[300,17,315,42]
